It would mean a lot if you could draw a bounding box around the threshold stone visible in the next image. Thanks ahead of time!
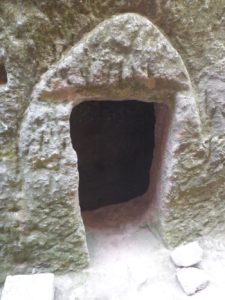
[171,241,203,267]
[176,267,209,296]
[1,273,55,300]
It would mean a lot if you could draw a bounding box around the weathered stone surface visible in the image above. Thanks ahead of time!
[0,0,225,283]
[17,12,202,275]
[176,267,209,296]
[1,273,55,300]
[14,12,197,279]
[171,241,203,267]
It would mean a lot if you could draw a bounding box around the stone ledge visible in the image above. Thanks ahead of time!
[1,273,55,300]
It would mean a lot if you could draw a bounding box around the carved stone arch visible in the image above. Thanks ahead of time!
[19,13,202,272]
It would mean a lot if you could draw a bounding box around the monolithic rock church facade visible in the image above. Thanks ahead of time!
[0,1,225,281]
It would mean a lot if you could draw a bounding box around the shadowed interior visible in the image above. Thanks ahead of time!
[70,100,155,211]
[0,64,7,85]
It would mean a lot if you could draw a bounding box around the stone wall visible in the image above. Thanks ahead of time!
[0,1,225,281]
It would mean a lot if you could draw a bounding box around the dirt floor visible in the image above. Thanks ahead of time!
[54,196,225,300]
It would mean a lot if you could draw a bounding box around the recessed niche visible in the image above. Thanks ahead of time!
[0,64,7,85]
[70,100,156,211]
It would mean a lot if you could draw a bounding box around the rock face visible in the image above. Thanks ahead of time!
[18,12,199,275]
[0,1,225,282]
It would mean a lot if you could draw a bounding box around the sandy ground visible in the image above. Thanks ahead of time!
[1,196,225,299]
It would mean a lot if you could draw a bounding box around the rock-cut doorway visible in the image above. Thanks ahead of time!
[70,100,156,213]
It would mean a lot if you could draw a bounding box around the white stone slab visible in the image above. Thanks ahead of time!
[177,267,209,296]
[1,273,55,300]
[171,241,203,267]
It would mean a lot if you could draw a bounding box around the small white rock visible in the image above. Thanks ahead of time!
[1,273,55,300]
[171,241,203,267]
[176,267,209,296]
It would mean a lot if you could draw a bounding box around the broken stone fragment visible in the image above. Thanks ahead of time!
[1,273,55,300]
[171,241,203,267]
[176,267,209,296]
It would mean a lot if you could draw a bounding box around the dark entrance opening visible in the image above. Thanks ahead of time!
[0,64,7,85]
[70,100,155,211]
